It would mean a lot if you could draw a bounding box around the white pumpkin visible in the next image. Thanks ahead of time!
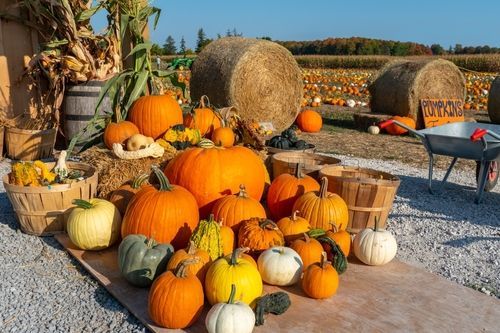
[258,246,303,286]
[367,125,380,135]
[67,198,122,250]
[353,218,397,266]
[205,284,255,333]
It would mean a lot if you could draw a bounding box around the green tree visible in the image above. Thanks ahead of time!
[179,36,186,54]
[151,43,163,55]
[196,28,212,53]
[163,35,177,55]
[430,44,445,55]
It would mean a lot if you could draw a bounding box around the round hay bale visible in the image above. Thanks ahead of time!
[487,77,500,124]
[190,37,303,132]
[368,58,466,128]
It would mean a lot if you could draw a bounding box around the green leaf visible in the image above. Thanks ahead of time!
[151,69,176,77]
[170,73,187,97]
[125,42,153,59]
[119,14,130,41]
[124,70,149,111]
[44,39,68,48]
[75,6,102,22]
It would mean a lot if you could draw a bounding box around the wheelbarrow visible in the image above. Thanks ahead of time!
[379,120,500,203]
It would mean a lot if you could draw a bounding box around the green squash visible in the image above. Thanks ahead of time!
[118,234,174,287]
[281,128,299,143]
[268,136,292,149]
[190,214,223,260]
[294,140,307,149]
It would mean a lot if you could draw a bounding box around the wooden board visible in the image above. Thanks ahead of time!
[55,234,500,333]
[421,99,465,128]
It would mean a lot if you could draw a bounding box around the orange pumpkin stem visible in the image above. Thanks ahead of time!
[231,247,250,265]
[303,233,310,243]
[175,257,200,278]
[320,251,330,269]
[227,284,236,304]
[186,240,197,255]
[238,184,248,198]
[291,210,299,221]
[146,237,156,248]
[329,222,340,233]
[131,173,149,189]
[319,177,329,198]
[259,219,278,230]
[374,216,380,232]
[151,165,173,191]
[200,95,210,109]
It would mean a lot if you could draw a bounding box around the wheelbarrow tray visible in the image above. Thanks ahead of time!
[419,122,500,161]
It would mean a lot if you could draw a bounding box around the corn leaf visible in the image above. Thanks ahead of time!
[124,42,153,60]
[75,5,102,22]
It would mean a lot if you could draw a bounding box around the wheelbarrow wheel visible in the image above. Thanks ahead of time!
[475,160,499,192]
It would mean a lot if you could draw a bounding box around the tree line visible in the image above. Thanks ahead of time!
[151,31,500,56]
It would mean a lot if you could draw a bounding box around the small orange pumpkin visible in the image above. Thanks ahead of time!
[385,116,416,135]
[276,210,311,244]
[184,95,221,137]
[149,258,204,329]
[296,109,322,133]
[290,233,323,270]
[219,220,235,256]
[166,241,212,284]
[109,173,149,216]
[301,252,339,299]
[211,184,267,233]
[103,117,140,150]
[211,127,235,148]
[292,177,348,231]
[326,223,351,256]
[237,218,284,255]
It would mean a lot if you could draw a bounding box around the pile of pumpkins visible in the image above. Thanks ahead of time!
[65,141,398,331]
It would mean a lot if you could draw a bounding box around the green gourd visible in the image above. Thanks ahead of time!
[317,236,347,274]
[254,292,291,326]
[118,234,174,287]
[190,214,224,261]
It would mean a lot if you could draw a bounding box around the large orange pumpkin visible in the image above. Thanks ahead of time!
[109,173,149,216]
[149,258,204,329]
[164,140,266,217]
[296,109,322,133]
[128,95,183,139]
[211,184,267,233]
[385,116,416,135]
[121,166,199,249]
[267,166,320,220]
[292,177,348,231]
[237,218,284,255]
[184,96,221,137]
[167,241,211,284]
[103,120,139,149]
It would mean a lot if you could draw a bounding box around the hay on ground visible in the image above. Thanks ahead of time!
[487,76,500,124]
[368,59,466,128]
[78,144,178,199]
[190,37,303,132]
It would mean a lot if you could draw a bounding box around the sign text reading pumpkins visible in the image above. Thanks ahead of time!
[420,99,465,128]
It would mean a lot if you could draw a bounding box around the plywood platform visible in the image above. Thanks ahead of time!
[55,234,500,333]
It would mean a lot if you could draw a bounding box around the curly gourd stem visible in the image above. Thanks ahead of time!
[175,257,200,278]
[131,173,149,189]
[227,284,236,304]
[72,199,93,209]
[259,219,278,230]
[238,184,248,197]
[151,165,173,191]
[319,177,329,198]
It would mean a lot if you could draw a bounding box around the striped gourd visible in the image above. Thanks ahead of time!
[197,138,216,149]
[190,214,223,260]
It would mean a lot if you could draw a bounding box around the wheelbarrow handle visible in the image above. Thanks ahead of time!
[378,120,394,129]
[470,128,487,142]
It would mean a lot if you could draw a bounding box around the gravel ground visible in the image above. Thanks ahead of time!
[0,155,499,332]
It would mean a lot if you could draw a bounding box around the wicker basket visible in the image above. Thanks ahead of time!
[2,162,98,236]
[5,127,57,161]
[319,166,400,234]
[272,152,341,179]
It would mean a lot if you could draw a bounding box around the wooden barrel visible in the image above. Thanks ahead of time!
[272,152,341,180]
[63,80,110,150]
[319,166,400,234]
[2,162,97,236]
[5,127,56,161]
[0,126,4,160]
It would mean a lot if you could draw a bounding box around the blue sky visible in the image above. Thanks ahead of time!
[92,0,500,50]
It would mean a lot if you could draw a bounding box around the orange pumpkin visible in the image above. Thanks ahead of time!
[103,120,139,150]
[292,177,348,231]
[167,241,211,284]
[290,233,323,270]
[212,184,267,233]
[184,96,221,137]
[121,166,199,249]
[225,247,258,269]
[149,258,204,329]
[164,140,266,217]
[326,223,351,256]
[128,95,183,139]
[276,210,311,244]
[109,173,149,216]
[211,127,235,147]
[385,116,416,135]
[237,218,284,255]
[267,166,320,220]
[301,252,339,299]
[219,220,235,256]
[296,109,322,133]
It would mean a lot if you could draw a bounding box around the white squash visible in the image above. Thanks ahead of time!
[257,246,303,286]
[367,125,380,135]
[126,133,153,151]
[67,198,122,250]
[205,284,255,333]
[353,218,397,266]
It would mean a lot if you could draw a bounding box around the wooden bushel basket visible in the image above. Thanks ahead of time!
[319,166,400,234]
[272,151,341,179]
[5,127,57,161]
[0,126,4,160]
[2,162,97,236]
